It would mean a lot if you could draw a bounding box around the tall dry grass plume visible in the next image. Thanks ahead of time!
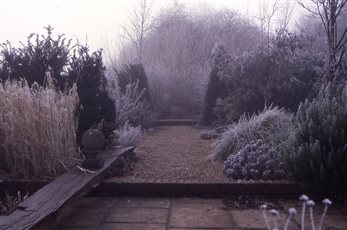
[0,78,79,178]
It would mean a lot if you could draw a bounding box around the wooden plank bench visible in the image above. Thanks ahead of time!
[0,146,134,230]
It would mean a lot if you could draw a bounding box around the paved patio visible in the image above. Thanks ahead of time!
[58,197,347,230]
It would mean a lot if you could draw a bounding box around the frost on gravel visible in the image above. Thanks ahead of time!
[223,139,286,180]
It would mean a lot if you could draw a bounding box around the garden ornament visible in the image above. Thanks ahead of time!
[81,129,105,170]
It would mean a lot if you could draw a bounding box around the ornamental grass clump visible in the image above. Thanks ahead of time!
[0,80,79,178]
[211,106,293,161]
[286,83,347,197]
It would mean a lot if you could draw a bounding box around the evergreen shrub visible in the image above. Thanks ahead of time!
[69,46,116,144]
[0,25,71,88]
[200,44,228,125]
[116,63,152,106]
[286,83,347,197]
[212,32,323,123]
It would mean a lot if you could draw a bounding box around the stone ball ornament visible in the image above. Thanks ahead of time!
[81,129,105,170]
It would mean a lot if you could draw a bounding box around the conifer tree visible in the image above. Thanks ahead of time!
[200,44,228,125]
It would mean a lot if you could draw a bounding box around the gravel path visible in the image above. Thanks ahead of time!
[111,126,230,182]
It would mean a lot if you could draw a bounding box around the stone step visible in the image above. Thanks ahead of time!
[154,119,197,126]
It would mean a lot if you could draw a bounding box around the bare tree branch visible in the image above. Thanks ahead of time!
[121,0,155,63]
[297,0,347,80]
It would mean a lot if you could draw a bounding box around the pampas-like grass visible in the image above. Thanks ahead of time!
[211,106,294,161]
[0,80,79,178]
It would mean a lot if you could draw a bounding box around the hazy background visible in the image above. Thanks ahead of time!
[0,0,300,52]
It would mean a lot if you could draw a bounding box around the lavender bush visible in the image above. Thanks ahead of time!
[224,139,286,180]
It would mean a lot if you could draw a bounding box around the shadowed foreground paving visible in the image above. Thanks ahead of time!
[58,197,347,230]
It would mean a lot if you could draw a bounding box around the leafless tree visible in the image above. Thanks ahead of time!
[258,0,279,47]
[277,0,296,32]
[297,0,347,80]
[121,0,154,63]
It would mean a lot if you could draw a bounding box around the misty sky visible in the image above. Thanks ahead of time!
[0,0,299,53]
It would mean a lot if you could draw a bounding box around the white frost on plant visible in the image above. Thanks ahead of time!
[114,121,142,147]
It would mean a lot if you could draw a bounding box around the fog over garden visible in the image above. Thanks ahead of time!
[1,1,347,226]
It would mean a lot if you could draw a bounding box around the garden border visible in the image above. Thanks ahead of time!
[90,180,301,198]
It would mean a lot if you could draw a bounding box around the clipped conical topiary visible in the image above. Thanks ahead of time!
[286,82,347,197]
[116,63,152,107]
[200,44,228,125]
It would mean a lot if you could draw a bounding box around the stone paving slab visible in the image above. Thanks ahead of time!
[99,223,166,230]
[229,209,271,229]
[278,200,347,229]
[170,198,234,228]
[292,214,347,230]
[59,228,95,230]
[57,197,347,230]
[171,198,225,208]
[105,207,168,223]
[117,197,170,208]
[169,229,243,230]
[63,208,106,227]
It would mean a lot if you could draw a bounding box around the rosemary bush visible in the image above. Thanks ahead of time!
[286,83,347,197]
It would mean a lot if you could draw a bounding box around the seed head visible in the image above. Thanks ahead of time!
[288,208,297,215]
[299,194,309,202]
[306,200,315,207]
[260,204,268,210]
[322,199,332,206]
[270,209,279,216]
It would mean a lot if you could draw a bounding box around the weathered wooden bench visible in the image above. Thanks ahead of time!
[0,146,134,230]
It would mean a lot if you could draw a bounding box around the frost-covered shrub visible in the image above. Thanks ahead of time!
[211,106,293,161]
[224,139,286,180]
[108,78,152,128]
[212,32,323,123]
[286,83,347,197]
[114,122,141,147]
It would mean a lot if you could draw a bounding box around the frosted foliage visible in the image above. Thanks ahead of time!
[108,78,150,127]
[211,106,293,161]
[0,80,79,178]
[211,43,232,80]
[115,122,141,147]
[224,139,286,180]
